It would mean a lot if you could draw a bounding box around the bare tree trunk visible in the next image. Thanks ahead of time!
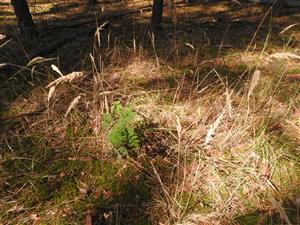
[186,0,196,4]
[88,0,97,6]
[166,0,177,24]
[273,0,285,16]
[11,0,38,39]
[151,0,164,29]
[167,0,174,8]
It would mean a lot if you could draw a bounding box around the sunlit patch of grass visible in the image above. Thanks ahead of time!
[131,48,299,224]
[30,3,56,14]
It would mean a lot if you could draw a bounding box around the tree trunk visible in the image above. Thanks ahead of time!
[167,0,174,9]
[151,0,164,29]
[88,0,97,6]
[166,0,177,24]
[11,0,38,39]
[273,0,285,16]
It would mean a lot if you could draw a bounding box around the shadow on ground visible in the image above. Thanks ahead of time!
[1,0,300,108]
[0,126,165,224]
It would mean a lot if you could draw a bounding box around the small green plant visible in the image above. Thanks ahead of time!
[102,101,140,156]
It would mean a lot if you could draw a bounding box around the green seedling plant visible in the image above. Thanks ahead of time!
[102,101,140,157]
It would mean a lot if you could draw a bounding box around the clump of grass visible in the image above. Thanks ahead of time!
[144,51,300,225]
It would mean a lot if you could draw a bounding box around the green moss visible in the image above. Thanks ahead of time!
[65,111,91,139]
[235,204,299,225]
[41,218,70,225]
[235,211,261,225]
[287,68,300,74]
[1,143,152,223]
[165,75,177,88]
[52,181,79,202]
[73,200,90,214]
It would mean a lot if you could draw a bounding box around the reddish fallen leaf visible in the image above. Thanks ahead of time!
[261,164,270,178]
[79,182,88,194]
[30,213,39,221]
[132,175,141,184]
[286,74,300,80]
[266,122,282,133]
[84,213,92,225]
[59,172,65,178]
[205,145,221,157]
[294,196,300,207]
[103,189,112,200]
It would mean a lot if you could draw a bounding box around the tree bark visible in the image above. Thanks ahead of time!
[167,0,174,9]
[273,0,285,16]
[151,0,164,29]
[88,0,97,6]
[186,0,196,4]
[166,0,177,23]
[11,0,38,39]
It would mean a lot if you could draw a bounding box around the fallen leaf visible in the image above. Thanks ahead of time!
[294,196,300,207]
[261,164,270,178]
[286,74,300,80]
[59,172,65,178]
[51,64,64,77]
[103,211,113,220]
[30,213,39,221]
[0,34,6,40]
[103,189,112,200]
[84,213,92,225]
[7,205,24,212]
[205,145,221,157]
[79,182,88,194]
[247,69,261,99]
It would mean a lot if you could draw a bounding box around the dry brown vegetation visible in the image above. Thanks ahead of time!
[0,0,300,224]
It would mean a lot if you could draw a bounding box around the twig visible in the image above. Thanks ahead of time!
[0,107,46,121]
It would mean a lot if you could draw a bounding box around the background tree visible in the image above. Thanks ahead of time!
[273,0,285,16]
[11,0,97,39]
[88,0,97,6]
[151,0,164,29]
[11,0,38,39]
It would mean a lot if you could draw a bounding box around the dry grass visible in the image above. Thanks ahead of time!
[1,1,300,224]
[134,56,300,224]
[1,43,300,225]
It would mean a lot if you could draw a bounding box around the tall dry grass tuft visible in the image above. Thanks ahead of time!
[135,48,300,224]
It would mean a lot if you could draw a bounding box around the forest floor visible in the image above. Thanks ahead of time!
[0,0,300,224]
